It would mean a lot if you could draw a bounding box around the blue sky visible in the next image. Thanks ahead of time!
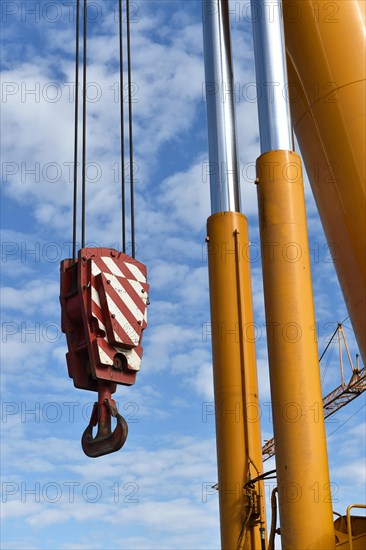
[1,1,365,549]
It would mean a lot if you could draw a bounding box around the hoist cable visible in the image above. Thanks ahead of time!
[81,0,87,248]
[119,0,126,253]
[126,0,135,258]
[72,0,80,261]
[72,0,136,256]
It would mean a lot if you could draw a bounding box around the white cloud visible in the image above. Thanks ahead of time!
[1,279,59,316]
[149,260,190,291]
[192,361,215,401]
[1,432,220,548]
[160,157,211,233]
[332,459,366,485]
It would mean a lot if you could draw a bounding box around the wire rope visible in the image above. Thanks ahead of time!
[71,0,136,256]
[126,0,135,258]
[318,315,350,363]
[81,0,87,248]
[119,0,126,253]
[72,0,80,260]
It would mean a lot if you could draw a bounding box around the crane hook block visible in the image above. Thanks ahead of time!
[60,248,149,392]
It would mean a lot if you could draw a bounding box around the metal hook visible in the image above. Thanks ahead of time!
[81,381,128,458]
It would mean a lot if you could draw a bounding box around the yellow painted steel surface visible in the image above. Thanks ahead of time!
[256,151,335,549]
[335,536,366,550]
[207,212,266,549]
[283,0,366,363]
[335,506,366,549]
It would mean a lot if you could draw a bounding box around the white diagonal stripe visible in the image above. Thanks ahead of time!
[91,287,108,334]
[98,346,113,365]
[105,291,140,344]
[109,274,145,322]
[129,348,141,370]
[91,286,101,307]
[128,279,146,296]
[125,262,146,283]
[101,257,125,277]
[121,348,141,371]
[91,262,101,276]
[128,279,148,322]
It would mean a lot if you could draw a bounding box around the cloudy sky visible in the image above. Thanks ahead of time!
[1,1,365,549]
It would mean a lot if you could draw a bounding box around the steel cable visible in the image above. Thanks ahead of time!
[72,0,80,260]
[81,0,87,248]
[119,0,126,253]
[72,0,135,256]
[126,0,135,258]
[318,315,350,363]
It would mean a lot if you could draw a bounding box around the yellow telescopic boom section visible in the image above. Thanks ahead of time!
[283,0,366,364]
[250,2,337,543]
[207,212,266,550]
[203,2,267,547]
[256,151,336,549]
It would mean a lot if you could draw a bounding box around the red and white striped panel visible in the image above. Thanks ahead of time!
[89,256,148,371]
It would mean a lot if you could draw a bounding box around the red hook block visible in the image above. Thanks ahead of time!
[60,248,149,455]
